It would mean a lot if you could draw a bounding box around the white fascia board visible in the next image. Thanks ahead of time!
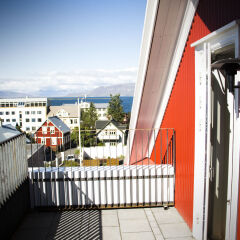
[129,0,160,131]
[125,0,159,164]
[149,0,199,154]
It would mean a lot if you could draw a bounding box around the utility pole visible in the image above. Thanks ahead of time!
[78,98,82,164]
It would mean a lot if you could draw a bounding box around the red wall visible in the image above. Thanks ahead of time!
[154,0,240,229]
[35,121,63,147]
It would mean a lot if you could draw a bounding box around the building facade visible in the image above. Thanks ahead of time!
[0,97,48,133]
[34,116,70,151]
[96,120,127,147]
[80,102,108,120]
[48,102,109,130]
[128,0,240,239]
[48,104,79,130]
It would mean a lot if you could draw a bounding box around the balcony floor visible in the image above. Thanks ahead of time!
[11,207,194,240]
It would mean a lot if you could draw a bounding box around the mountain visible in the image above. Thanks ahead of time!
[66,83,135,97]
[0,91,33,98]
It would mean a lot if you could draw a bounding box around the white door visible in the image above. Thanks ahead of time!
[192,21,240,240]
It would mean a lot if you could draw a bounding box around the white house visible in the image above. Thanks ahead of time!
[48,102,109,130]
[96,120,127,147]
[48,104,79,130]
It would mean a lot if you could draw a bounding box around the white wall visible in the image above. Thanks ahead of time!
[83,145,127,159]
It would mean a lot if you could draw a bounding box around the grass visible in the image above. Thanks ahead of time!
[61,160,80,167]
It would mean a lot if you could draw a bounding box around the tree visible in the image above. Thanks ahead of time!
[81,102,98,129]
[107,94,125,122]
[71,103,98,147]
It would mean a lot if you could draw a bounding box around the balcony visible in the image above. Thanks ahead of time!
[0,129,195,239]
[12,208,193,240]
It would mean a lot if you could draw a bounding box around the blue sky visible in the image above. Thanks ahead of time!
[0,0,146,96]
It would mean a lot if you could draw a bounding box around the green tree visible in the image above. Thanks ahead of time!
[107,94,125,122]
[81,102,98,129]
[71,103,98,147]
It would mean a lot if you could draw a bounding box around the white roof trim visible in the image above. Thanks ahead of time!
[128,0,159,131]
[191,20,240,47]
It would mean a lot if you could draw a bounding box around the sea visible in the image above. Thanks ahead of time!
[48,96,133,113]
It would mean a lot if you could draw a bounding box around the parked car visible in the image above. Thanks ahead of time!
[66,154,75,161]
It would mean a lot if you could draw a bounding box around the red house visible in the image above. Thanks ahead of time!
[128,0,240,239]
[34,116,70,151]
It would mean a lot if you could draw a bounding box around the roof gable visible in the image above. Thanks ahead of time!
[96,120,127,134]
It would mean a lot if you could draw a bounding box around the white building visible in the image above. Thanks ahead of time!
[48,102,109,130]
[48,104,79,130]
[96,120,127,147]
[94,103,108,120]
[80,102,108,120]
[0,97,48,133]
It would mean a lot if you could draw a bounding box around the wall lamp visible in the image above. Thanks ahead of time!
[211,58,240,93]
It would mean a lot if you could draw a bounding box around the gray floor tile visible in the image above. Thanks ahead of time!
[102,214,119,227]
[118,208,146,220]
[102,209,118,215]
[160,222,192,238]
[11,229,49,240]
[120,219,151,233]
[102,227,121,240]
[152,207,185,224]
[122,232,155,240]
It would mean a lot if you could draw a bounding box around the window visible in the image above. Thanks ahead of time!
[110,142,116,146]
[50,127,55,134]
[12,119,16,122]
[70,119,73,124]
[11,111,15,115]
[26,127,30,131]
[25,111,30,115]
[31,111,35,114]
[41,138,46,144]
[32,118,36,122]
[42,126,47,134]
[110,130,116,135]
[98,114,101,117]
[74,119,77,124]
[37,118,42,122]
[6,112,9,115]
[26,118,30,122]
[37,111,41,114]
[0,112,3,115]
[32,127,36,131]
[6,119,10,122]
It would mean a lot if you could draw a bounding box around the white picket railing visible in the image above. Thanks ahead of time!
[0,133,28,206]
[29,165,174,208]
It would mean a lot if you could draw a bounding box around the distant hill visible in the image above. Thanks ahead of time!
[0,91,33,98]
[66,83,135,97]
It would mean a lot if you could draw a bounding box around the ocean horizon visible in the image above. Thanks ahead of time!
[48,96,133,113]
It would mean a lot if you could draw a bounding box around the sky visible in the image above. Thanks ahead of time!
[0,0,146,97]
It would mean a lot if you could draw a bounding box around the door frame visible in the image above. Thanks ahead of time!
[191,20,240,240]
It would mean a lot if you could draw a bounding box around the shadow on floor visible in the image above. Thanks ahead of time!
[11,210,102,240]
